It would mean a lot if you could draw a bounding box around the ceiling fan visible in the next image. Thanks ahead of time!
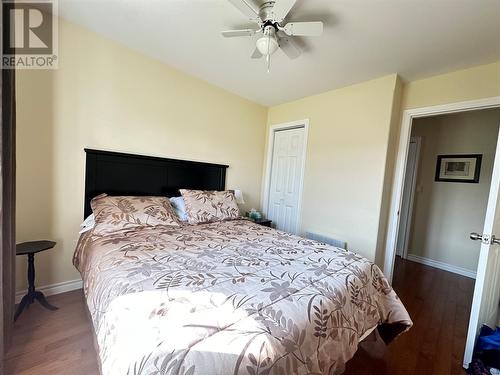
[222,0,324,71]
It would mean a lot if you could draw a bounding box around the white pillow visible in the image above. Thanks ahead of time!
[79,214,95,234]
[169,196,188,222]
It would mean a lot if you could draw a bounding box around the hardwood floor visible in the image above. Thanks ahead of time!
[345,257,474,375]
[6,257,474,375]
[5,290,98,375]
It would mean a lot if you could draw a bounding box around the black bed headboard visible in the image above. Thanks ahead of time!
[84,149,228,218]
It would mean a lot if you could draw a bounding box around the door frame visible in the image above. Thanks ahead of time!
[396,136,421,259]
[384,96,500,282]
[262,119,309,233]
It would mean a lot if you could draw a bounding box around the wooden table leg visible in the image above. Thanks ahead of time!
[34,291,58,311]
[14,253,58,321]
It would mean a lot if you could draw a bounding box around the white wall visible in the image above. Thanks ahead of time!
[408,109,500,273]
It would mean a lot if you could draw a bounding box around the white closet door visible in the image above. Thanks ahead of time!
[267,127,305,234]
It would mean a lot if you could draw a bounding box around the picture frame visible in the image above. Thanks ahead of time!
[435,154,482,183]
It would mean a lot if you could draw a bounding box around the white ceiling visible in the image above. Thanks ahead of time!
[59,0,500,106]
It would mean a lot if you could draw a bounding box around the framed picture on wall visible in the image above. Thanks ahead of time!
[435,154,482,183]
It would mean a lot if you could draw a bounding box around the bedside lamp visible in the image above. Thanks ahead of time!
[234,189,245,205]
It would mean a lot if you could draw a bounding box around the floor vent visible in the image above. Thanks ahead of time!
[305,232,347,250]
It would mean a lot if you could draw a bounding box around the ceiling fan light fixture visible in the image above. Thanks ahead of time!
[256,35,279,56]
[223,0,324,68]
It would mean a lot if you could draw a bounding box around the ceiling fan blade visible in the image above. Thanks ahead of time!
[279,37,301,59]
[221,29,258,38]
[271,0,297,22]
[251,47,263,59]
[283,21,323,36]
[228,0,260,22]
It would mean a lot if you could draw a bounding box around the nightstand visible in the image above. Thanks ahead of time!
[253,218,272,227]
[15,240,58,321]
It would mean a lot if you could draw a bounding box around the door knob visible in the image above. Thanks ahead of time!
[470,232,497,245]
[491,235,500,245]
[470,232,484,241]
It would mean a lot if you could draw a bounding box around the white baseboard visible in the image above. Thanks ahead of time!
[406,254,476,279]
[15,278,83,304]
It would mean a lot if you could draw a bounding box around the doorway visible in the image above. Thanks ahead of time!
[384,97,500,369]
[396,112,498,277]
[263,120,308,234]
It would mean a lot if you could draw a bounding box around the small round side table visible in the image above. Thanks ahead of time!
[14,240,58,321]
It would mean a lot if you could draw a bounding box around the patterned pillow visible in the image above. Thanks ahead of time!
[90,195,180,235]
[180,189,241,224]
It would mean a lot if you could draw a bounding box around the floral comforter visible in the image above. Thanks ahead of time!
[74,219,411,375]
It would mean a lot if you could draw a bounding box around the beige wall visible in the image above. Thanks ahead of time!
[266,75,401,262]
[375,77,404,266]
[409,110,500,272]
[402,61,500,110]
[15,18,267,291]
[265,60,500,267]
[16,15,500,293]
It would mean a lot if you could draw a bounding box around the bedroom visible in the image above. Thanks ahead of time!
[1,0,499,374]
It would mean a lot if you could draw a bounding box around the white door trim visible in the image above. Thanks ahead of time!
[398,136,421,259]
[262,119,309,233]
[384,96,500,282]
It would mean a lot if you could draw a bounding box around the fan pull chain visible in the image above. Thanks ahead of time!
[267,32,271,73]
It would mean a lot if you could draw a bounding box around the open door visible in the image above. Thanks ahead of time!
[464,129,500,367]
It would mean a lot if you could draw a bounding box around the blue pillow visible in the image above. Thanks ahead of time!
[169,196,188,222]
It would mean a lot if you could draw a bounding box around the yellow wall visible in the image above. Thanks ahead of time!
[266,75,401,261]
[402,61,500,109]
[265,61,500,266]
[16,14,500,293]
[15,19,267,291]
[374,76,404,266]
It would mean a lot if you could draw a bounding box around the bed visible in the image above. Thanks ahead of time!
[75,149,412,375]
